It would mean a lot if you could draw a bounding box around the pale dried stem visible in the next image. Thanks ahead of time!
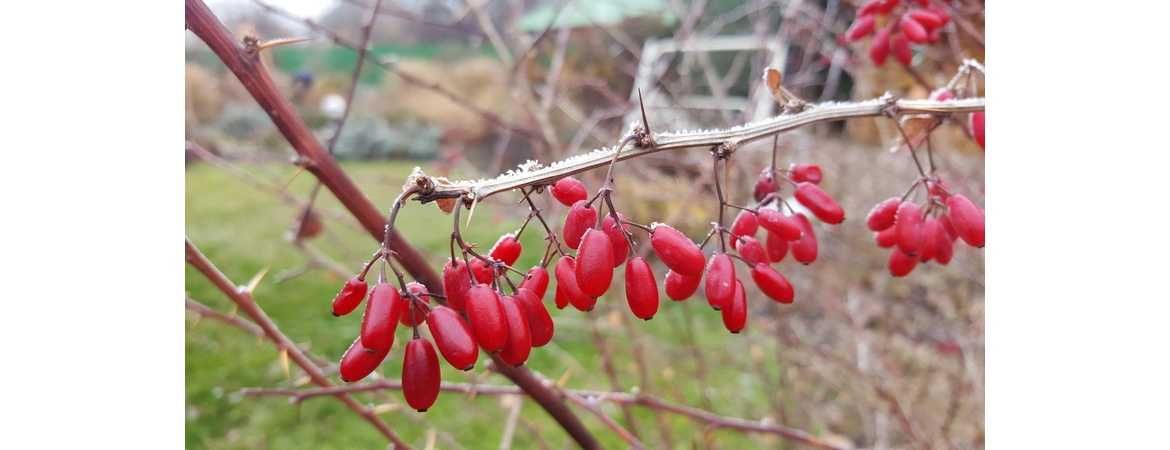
[414,96,984,203]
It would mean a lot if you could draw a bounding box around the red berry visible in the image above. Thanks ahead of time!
[845,15,877,42]
[515,287,554,347]
[751,263,794,304]
[933,224,955,265]
[551,177,588,207]
[470,257,495,284]
[624,257,660,320]
[928,179,950,199]
[563,200,597,250]
[465,284,507,352]
[765,230,789,262]
[331,277,368,317]
[859,0,899,16]
[918,218,941,262]
[649,224,706,276]
[555,256,596,311]
[930,88,955,101]
[789,164,823,184]
[753,168,780,202]
[497,296,532,366]
[441,259,471,312]
[875,227,898,248]
[664,270,701,301]
[791,214,819,264]
[895,201,924,255]
[721,280,747,334]
[601,214,631,267]
[892,35,912,66]
[939,213,959,241]
[399,282,431,327]
[869,27,891,66]
[519,266,550,299]
[929,4,951,25]
[907,9,945,29]
[794,182,845,224]
[867,197,901,231]
[899,15,929,43]
[360,282,405,352]
[489,234,522,267]
[425,305,479,370]
[402,338,440,412]
[704,253,737,310]
[946,194,985,248]
[757,208,803,241]
[338,336,390,382]
[971,111,985,149]
[576,228,615,297]
[888,248,918,277]
[730,210,759,240]
[736,236,768,266]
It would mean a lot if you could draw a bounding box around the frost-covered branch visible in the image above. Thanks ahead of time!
[411,95,984,203]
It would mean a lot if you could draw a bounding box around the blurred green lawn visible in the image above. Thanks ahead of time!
[186,161,795,449]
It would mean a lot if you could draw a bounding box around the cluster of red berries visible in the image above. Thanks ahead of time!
[866,178,984,276]
[326,161,846,408]
[843,0,952,66]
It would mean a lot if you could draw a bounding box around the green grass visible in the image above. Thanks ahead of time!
[186,161,787,449]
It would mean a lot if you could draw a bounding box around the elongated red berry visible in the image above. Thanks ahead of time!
[859,0,899,16]
[465,284,507,352]
[907,9,945,29]
[489,234,523,267]
[515,287,554,347]
[753,168,780,202]
[895,201,924,255]
[870,26,891,66]
[721,280,747,333]
[970,111,985,149]
[498,296,532,366]
[704,253,736,310]
[792,214,818,264]
[339,336,390,382]
[400,282,431,326]
[789,164,823,184]
[939,213,958,241]
[946,194,985,248]
[576,228,615,297]
[520,266,549,299]
[899,15,929,43]
[331,277,368,317]
[442,259,471,311]
[402,338,440,412]
[892,35,912,66]
[888,248,918,277]
[425,305,478,370]
[730,210,759,242]
[737,236,768,266]
[360,282,405,352]
[933,224,955,265]
[867,197,901,231]
[751,263,794,304]
[650,224,706,276]
[757,208,803,241]
[624,257,660,320]
[795,182,845,224]
[845,15,877,42]
[918,219,941,262]
[563,200,597,250]
[470,258,495,284]
[876,227,898,248]
[766,230,788,262]
[551,177,588,207]
[664,270,701,301]
[555,256,596,311]
[601,214,631,267]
